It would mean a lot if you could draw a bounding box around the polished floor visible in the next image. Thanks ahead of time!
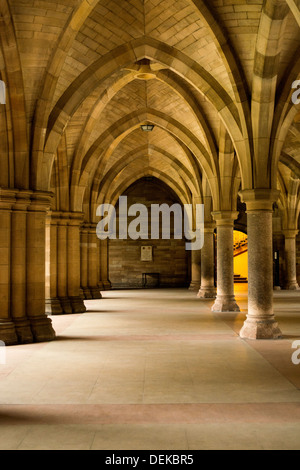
[0,288,300,450]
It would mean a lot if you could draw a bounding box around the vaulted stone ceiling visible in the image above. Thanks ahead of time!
[0,0,299,221]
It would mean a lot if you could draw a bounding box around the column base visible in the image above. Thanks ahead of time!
[29,316,56,343]
[59,297,73,314]
[46,298,63,315]
[82,288,93,300]
[69,296,86,313]
[197,287,216,299]
[189,282,201,291]
[14,319,34,344]
[274,286,281,291]
[239,317,282,340]
[0,321,18,345]
[285,283,300,291]
[102,281,111,291]
[89,287,102,299]
[212,295,240,313]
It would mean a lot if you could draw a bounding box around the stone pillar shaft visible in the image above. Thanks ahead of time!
[211,212,240,312]
[239,189,282,339]
[100,238,111,290]
[88,225,102,298]
[67,215,86,313]
[26,193,56,342]
[47,212,86,313]
[57,217,72,314]
[11,193,33,342]
[80,228,92,299]
[189,249,201,291]
[0,190,18,344]
[198,226,216,299]
[46,216,63,315]
[283,230,299,290]
[0,190,55,345]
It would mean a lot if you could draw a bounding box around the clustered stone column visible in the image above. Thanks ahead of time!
[0,189,55,345]
[80,224,102,299]
[100,238,112,290]
[211,211,240,312]
[46,213,63,314]
[283,229,300,290]
[11,191,33,342]
[46,212,86,314]
[80,226,92,299]
[198,224,216,299]
[189,249,201,291]
[239,189,282,339]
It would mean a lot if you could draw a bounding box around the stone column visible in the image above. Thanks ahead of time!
[211,211,240,312]
[57,214,72,314]
[0,190,18,345]
[88,225,102,298]
[197,225,216,299]
[239,189,282,339]
[26,192,55,342]
[11,191,34,342]
[189,249,201,291]
[283,230,299,290]
[100,238,111,290]
[273,214,283,290]
[97,238,104,291]
[80,227,92,299]
[45,213,63,315]
[67,214,86,312]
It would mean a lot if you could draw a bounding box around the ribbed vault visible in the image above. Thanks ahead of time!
[0,0,298,227]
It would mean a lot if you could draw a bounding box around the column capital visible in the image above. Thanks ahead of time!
[211,211,239,226]
[14,190,33,212]
[68,212,84,226]
[203,222,216,233]
[239,189,280,212]
[88,223,98,233]
[0,188,17,210]
[282,229,299,239]
[28,191,53,213]
[47,211,61,224]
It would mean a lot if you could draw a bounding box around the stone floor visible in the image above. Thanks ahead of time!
[0,288,300,450]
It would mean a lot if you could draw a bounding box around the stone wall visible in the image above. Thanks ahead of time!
[109,179,190,289]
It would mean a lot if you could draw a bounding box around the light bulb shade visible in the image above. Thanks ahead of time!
[141,124,154,132]
[135,60,156,81]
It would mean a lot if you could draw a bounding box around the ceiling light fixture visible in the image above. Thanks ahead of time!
[135,61,156,81]
[141,124,155,132]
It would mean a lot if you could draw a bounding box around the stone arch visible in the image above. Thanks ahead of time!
[94,145,201,204]
[71,110,217,213]
[105,168,191,213]
[251,0,289,188]
[271,52,300,184]
[0,0,29,189]
[78,144,200,221]
[33,38,252,191]
[32,0,101,160]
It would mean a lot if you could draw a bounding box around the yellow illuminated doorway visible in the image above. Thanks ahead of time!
[234,231,248,291]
